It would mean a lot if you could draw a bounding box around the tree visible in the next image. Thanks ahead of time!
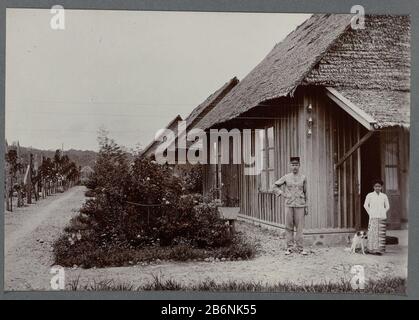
[5,149,23,211]
[65,161,79,187]
[93,130,130,196]
[39,157,54,196]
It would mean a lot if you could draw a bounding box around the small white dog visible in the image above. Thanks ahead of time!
[350,231,368,254]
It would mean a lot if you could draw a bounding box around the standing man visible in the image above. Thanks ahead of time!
[272,157,308,255]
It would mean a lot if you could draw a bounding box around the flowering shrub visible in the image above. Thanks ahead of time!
[190,200,231,248]
[182,164,203,194]
[53,136,251,268]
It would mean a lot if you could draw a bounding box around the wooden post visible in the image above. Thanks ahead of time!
[26,154,33,204]
[6,184,12,212]
[34,179,39,201]
[17,184,23,207]
[5,158,11,211]
[355,125,362,229]
[335,131,374,169]
[10,175,14,212]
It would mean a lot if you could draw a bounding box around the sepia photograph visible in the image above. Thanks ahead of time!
[4,7,410,295]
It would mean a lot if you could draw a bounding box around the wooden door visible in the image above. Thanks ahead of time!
[381,130,402,229]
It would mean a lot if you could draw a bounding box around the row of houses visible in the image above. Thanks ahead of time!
[142,14,410,243]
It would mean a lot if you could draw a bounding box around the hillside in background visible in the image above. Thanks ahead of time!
[64,149,98,168]
[6,144,98,169]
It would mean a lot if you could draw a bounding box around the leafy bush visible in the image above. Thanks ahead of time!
[189,199,231,248]
[181,164,203,194]
[54,232,255,268]
[84,173,98,189]
[83,151,231,248]
[84,189,95,197]
[54,133,253,268]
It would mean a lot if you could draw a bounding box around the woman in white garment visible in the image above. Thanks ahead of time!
[363,179,390,255]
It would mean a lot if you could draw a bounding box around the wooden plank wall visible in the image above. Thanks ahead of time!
[202,135,241,206]
[221,139,241,206]
[332,96,361,230]
[240,130,259,218]
[380,127,410,228]
[398,127,410,224]
[304,88,361,230]
[203,87,362,231]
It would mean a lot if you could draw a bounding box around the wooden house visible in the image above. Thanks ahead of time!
[189,14,410,243]
[142,77,239,177]
[141,114,183,158]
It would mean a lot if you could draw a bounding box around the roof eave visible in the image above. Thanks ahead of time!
[141,115,183,157]
[325,87,378,131]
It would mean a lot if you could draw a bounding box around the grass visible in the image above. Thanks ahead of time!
[68,274,406,294]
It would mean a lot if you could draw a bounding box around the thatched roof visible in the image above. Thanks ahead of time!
[195,14,410,130]
[335,88,410,127]
[304,15,410,128]
[185,77,239,130]
[304,15,410,91]
[141,78,238,157]
[195,14,354,130]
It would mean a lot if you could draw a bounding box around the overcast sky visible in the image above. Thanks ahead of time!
[6,9,311,152]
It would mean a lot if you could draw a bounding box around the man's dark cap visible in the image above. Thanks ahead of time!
[290,157,300,163]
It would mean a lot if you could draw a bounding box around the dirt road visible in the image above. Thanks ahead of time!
[4,186,408,291]
[65,222,407,290]
[5,186,86,291]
